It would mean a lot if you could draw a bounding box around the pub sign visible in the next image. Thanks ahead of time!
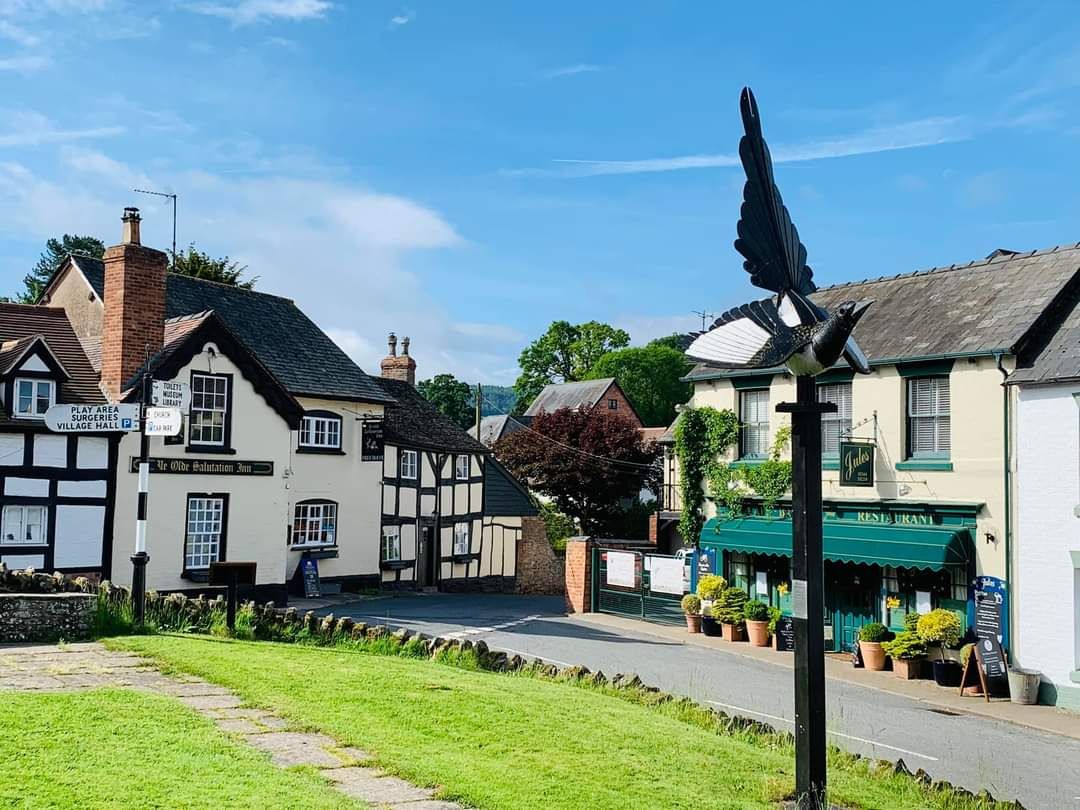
[361,420,385,462]
[839,441,875,487]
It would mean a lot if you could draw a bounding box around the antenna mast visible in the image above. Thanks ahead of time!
[692,309,715,331]
[133,188,178,268]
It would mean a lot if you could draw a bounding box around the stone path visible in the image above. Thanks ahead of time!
[0,642,462,810]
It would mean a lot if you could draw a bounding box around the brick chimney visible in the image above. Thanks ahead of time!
[379,332,416,386]
[101,207,169,400]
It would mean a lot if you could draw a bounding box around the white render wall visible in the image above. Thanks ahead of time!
[1015,383,1080,700]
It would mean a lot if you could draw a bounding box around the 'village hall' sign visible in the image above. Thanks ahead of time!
[839,441,875,488]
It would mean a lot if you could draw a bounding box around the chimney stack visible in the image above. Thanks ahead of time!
[101,207,169,400]
[380,332,416,386]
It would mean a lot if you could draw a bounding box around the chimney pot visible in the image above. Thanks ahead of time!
[387,332,397,357]
[380,332,416,386]
[402,336,410,356]
[121,207,142,245]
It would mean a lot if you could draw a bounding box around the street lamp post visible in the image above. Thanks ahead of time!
[130,366,152,625]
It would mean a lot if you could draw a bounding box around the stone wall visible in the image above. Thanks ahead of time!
[515,516,565,595]
[0,593,96,642]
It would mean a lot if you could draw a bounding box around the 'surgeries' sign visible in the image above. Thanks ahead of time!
[839,441,875,487]
[130,457,274,476]
[361,420,385,462]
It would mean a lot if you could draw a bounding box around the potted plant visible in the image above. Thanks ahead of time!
[713,587,748,641]
[744,599,771,647]
[858,622,891,671]
[959,642,980,695]
[696,575,726,638]
[768,606,784,650]
[917,608,963,687]
[681,594,702,634]
[881,631,927,679]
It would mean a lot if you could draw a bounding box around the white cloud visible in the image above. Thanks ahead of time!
[389,10,413,27]
[0,19,38,46]
[613,313,698,344]
[539,63,602,79]
[186,0,331,25]
[0,54,49,73]
[0,110,123,146]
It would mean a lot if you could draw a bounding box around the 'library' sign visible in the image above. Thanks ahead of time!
[129,457,274,476]
[839,441,875,487]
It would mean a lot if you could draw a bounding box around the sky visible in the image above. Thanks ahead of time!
[2,2,1080,385]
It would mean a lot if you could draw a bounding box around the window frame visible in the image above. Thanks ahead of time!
[12,377,55,420]
[400,449,418,480]
[291,500,338,548]
[187,372,232,452]
[297,411,343,453]
[182,493,228,574]
[1,504,48,546]
[455,454,470,481]
[608,398,619,410]
[381,525,401,562]
[817,381,853,458]
[453,521,471,555]
[738,388,770,460]
[906,375,951,459]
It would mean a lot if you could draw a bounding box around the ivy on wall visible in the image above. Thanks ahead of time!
[711,426,792,515]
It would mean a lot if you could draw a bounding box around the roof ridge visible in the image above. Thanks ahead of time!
[166,271,295,303]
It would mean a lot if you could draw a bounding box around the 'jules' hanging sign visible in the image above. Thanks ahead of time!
[839,441,875,487]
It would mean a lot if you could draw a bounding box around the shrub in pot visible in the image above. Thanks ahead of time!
[767,606,784,650]
[744,599,771,647]
[881,631,926,680]
[917,608,963,687]
[681,594,702,634]
[713,588,748,641]
[857,622,891,671]
[696,575,726,637]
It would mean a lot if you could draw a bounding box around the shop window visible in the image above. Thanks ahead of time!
[1,504,46,544]
[727,551,751,593]
[381,526,401,561]
[817,382,852,457]
[907,376,950,458]
[291,500,337,547]
[739,389,769,459]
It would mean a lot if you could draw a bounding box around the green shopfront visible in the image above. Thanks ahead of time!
[699,500,976,652]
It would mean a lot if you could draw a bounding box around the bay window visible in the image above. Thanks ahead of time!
[292,500,338,547]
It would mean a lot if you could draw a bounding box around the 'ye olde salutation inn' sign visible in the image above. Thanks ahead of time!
[129,457,274,476]
[839,441,875,487]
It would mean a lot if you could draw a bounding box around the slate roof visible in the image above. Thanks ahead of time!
[469,414,530,447]
[70,256,393,404]
[378,378,488,454]
[686,245,1080,381]
[524,378,617,416]
[1009,276,1080,385]
[483,458,539,517]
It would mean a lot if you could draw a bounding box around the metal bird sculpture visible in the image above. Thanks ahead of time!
[687,88,872,376]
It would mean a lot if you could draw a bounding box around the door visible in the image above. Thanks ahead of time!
[417,525,436,588]
[826,562,881,653]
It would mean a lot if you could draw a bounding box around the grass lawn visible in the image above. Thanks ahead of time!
[110,634,986,810]
[0,688,358,810]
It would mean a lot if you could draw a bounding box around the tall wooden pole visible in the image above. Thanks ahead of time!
[778,375,834,809]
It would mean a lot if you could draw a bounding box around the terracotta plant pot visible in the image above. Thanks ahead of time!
[746,619,770,647]
[722,623,746,642]
[860,641,887,671]
[701,616,721,637]
[685,613,701,634]
[892,658,924,680]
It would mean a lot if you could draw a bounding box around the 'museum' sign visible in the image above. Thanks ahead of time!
[130,457,274,476]
[839,441,875,487]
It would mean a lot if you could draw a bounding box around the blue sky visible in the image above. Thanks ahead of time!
[2,2,1079,383]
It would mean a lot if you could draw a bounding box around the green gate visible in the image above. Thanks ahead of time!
[592,547,687,625]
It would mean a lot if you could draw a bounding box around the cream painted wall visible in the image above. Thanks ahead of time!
[682,357,1010,578]
[44,264,102,339]
[112,347,292,592]
[481,516,520,578]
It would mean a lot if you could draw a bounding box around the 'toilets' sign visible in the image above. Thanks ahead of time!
[151,380,191,411]
[45,403,141,433]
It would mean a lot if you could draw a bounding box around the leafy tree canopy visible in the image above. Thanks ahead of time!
[585,344,691,427]
[14,235,105,303]
[647,333,694,352]
[172,243,257,289]
[494,405,658,534]
[512,320,630,413]
[418,373,475,429]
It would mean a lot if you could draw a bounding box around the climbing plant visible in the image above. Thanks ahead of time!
[673,406,739,544]
[710,426,793,515]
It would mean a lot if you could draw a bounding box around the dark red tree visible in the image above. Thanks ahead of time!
[494,406,659,535]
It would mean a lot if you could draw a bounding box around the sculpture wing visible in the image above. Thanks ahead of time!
[688,298,782,367]
[734,87,816,297]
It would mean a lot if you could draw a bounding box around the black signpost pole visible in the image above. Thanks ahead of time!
[778,376,835,809]
[130,368,152,626]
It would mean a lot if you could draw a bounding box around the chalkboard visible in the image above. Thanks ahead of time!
[977,635,1008,683]
[849,640,864,668]
[774,616,795,652]
[301,556,321,599]
[973,589,1008,694]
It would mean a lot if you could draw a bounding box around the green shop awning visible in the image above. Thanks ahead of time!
[700,516,970,571]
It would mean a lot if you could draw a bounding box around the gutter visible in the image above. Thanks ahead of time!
[995,352,1013,663]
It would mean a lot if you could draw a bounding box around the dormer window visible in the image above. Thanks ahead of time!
[298,411,343,452]
[14,378,54,419]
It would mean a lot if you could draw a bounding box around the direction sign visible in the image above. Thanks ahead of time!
[144,407,182,436]
[151,380,191,411]
[45,403,140,433]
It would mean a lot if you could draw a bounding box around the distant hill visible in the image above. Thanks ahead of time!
[471,385,517,417]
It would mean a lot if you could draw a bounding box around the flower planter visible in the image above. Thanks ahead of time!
[891,658,924,680]
[722,623,746,642]
[932,660,963,687]
[746,619,770,647]
[860,641,887,671]
[685,613,701,634]
[701,616,721,637]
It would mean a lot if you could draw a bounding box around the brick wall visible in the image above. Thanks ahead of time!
[600,382,643,429]
[0,593,95,642]
[564,537,592,613]
[515,516,564,595]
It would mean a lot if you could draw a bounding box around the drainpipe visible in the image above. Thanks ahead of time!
[995,353,1013,660]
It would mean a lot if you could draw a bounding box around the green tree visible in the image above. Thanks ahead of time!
[585,344,691,427]
[647,333,693,352]
[15,235,105,303]
[172,243,257,288]
[418,373,475,429]
[513,320,630,413]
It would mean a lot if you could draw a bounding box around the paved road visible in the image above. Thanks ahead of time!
[318,593,1080,809]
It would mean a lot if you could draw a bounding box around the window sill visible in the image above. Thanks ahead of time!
[730,458,767,469]
[186,446,237,455]
[181,569,210,583]
[380,559,414,571]
[822,459,840,471]
[1070,670,1080,684]
[291,545,339,559]
[296,447,346,455]
[896,460,953,472]
[447,553,479,564]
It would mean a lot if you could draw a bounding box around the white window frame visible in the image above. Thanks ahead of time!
[400,449,418,480]
[189,373,229,447]
[184,496,225,570]
[739,388,770,459]
[13,378,54,420]
[381,525,401,561]
[291,501,338,547]
[907,376,950,458]
[1,504,47,545]
[299,413,342,450]
[453,521,470,555]
[817,382,853,458]
[455,454,470,481]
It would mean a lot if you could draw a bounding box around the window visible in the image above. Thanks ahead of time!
[189,373,229,447]
[739,389,770,459]
[13,378,54,419]
[400,449,418,479]
[818,382,853,457]
[455,454,470,480]
[381,525,401,561]
[608,398,618,410]
[292,501,337,546]
[453,522,470,555]
[1,505,46,544]
[299,412,342,450]
[184,496,225,570]
[907,376,950,458]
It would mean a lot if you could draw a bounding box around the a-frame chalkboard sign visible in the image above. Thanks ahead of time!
[959,638,1009,702]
